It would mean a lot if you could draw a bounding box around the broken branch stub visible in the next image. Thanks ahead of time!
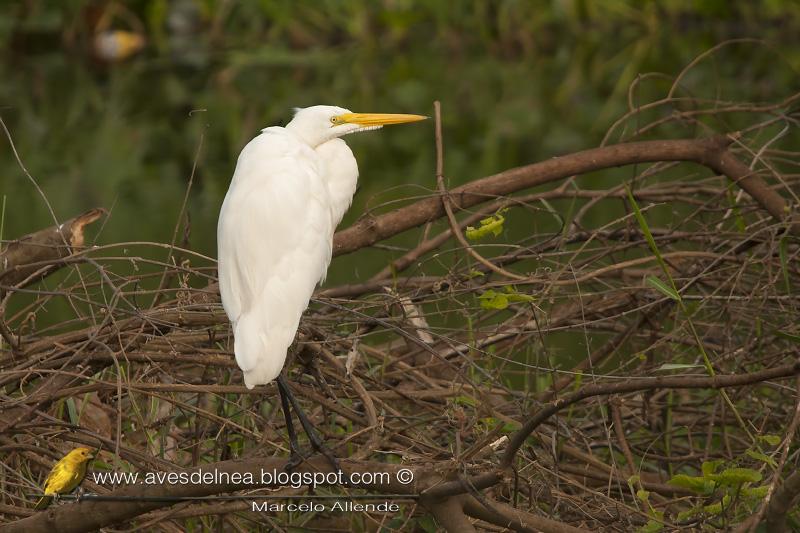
[0,208,106,290]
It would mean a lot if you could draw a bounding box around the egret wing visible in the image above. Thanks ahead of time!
[217,129,334,387]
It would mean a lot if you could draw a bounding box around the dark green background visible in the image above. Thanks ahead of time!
[1,1,798,287]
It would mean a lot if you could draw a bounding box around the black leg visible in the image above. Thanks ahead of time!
[276,374,340,472]
[276,375,303,470]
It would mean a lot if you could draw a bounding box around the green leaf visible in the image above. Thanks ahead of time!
[702,460,724,477]
[676,506,703,522]
[704,494,731,516]
[504,286,535,303]
[66,398,78,425]
[466,210,506,241]
[636,488,650,503]
[478,290,509,310]
[757,434,782,447]
[704,500,722,516]
[478,287,534,310]
[627,189,656,249]
[776,330,800,344]
[382,518,410,532]
[626,188,667,270]
[416,515,439,533]
[656,363,703,371]
[668,474,714,495]
[746,449,777,468]
[0,195,6,254]
[711,467,762,485]
[779,235,791,292]
[538,197,562,226]
[452,395,477,407]
[646,275,680,301]
[741,485,769,500]
[637,519,664,533]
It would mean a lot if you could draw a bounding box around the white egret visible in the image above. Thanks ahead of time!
[217,105,426,461]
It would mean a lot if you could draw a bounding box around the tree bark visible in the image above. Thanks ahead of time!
[0,208,106,290]
[332,136,796,256]
[765,470,800,533]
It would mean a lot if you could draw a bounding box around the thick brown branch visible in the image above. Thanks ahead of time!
[3,451,579,532]
[765,470,800,533]
[462,494,588,533]
[332,136,794,257]
[2,457,419,533]
[424,495,477,532]
[0,208,105,289]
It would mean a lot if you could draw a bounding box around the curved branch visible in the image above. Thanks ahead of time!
[424,495,477,532]
[5,456,570,533]
[3,458,419,533]
[765,470,800,533]
[500,359,800,468]
[0,208,106,289]
[462,494,588,533]
[333,135,795,257]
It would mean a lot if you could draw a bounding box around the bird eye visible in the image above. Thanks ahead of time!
[330,116,341,125]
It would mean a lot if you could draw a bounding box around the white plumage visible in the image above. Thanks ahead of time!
[217,105,425,388]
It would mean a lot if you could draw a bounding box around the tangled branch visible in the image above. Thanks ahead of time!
[2,50,799,531]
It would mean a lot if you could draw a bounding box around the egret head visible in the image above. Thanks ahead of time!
[286,105,426,147]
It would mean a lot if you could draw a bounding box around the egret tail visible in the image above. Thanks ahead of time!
[234,312,290,389]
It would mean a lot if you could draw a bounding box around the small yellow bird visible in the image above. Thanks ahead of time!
[34,447,95,510]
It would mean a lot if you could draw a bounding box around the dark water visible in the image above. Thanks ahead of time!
[1,1,797,289]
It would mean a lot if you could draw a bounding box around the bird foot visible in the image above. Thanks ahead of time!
[283,450,304,473]
[281,439,340,474]
[276,373,340,475]
[308,435,341,474]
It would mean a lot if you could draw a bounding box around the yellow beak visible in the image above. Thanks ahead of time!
[336,112,428,126]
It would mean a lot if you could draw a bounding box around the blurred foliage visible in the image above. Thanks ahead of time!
[0,0,798,287]
[2,6,800,529]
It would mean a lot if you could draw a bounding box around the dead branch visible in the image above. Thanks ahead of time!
[2,456,570,533]
[333,136,796,257]
[0,208,106,290]
[462,494,589,533]
[1,66,798,530]
[501,359,800,469]
[764,471,800,533]
[423,495,477,532]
